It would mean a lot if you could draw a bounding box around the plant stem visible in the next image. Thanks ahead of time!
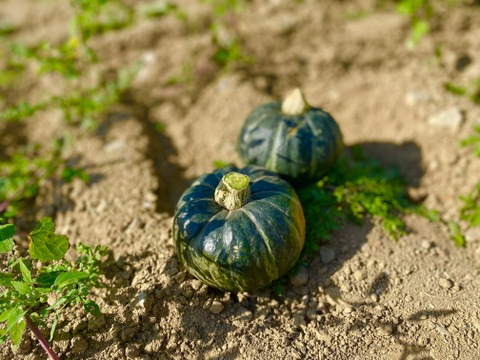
[24,314,59,360]
[214,172,251,210]
[0,201,8,213]
[282,88,310,115]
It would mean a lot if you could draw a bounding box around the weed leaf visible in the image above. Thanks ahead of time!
[83,299,101,317]
[18,259,32,284]
[11,281,31,295]
[448,221,465,247]
[54,271,89,290]
[28,217,69,261]
[0,272,15,286]
[36,270,64,288]
[5,307,27,348]
[0,223,15,253]
[9,317,26,350]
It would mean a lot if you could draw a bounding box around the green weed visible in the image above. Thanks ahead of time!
[0,0,141,220]
[202,0,251,69]
[139,1,188,21]
[0,218,106,356]
[444,80,480,105]
[459,125,480,230]
[297,146,436,256]
[396,0,434,47]
[268,146,437,295]
[0,21,16,37]
[0,139,88,219]
[212,159,233,168]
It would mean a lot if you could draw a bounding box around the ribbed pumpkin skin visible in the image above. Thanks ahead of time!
[173,165,306,293]
[237,102,343,184]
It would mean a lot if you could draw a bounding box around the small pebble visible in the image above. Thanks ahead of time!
[70,336,88,354]
[190,279,203,290]
[145,339,163,353]
[137,291,148,308]
[88,315,106,331]
[343,307,353,314]
[235,306,253,321]
[439,278,453,289]
[364,335,373,345]
[293,314,306,327]
[270,299,280,308]
[420,240,432,250]
[427,107,464,130]
[182,284,194,298]
[209,300,225,314]
[306,308,317,321]
[104,140,124,152]
[174,271,187,283]
[353,270,364,281]
[418,336,429,347]
[290,267,309,286]
[121,326,140,341]
[465,227,480,243]
[320,247,336,264]
[379,323,394,336]
[404,91,430,106]
[125,345,140,358]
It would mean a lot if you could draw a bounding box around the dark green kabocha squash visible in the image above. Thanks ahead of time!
[173,165,306,293]
[237,88,343,185]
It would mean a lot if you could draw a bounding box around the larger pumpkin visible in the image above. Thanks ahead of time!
[173,165,305,293]
[237,88,343,185]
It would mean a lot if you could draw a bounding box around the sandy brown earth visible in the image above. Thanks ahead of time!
[2,0,480,359]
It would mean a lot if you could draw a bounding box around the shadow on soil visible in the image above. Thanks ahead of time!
[120,92,192,215]
[358,141,424,188]
[83,98,192,216]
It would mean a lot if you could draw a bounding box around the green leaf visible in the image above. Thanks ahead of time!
[17,259,32,284]
[448,221,465,247]
[213,159,233,169]
[54,271,89,290]
[411,20,429,45]
[36,270,64,288]
[83,299,101,317]
[0,223,15,253]
[0,307,15,322]
[1,306,26,330]
[49,310,60,341]
[61,167,89,183]
[11,281,31,295]
[48,295,69,310]
[5,307,27,349]
[28,217,70,261]
[0,272,14,286]
[9,317,26,350]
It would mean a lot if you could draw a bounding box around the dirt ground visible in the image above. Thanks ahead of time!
[2,0,480,359]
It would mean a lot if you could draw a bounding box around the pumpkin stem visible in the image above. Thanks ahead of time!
[215,172,251,210]
[281,88,310,115]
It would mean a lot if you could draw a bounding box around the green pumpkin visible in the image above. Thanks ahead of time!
[173,165,305,293]
[237,88,343,185]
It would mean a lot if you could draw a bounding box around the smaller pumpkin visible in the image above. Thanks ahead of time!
[173,165,306,293]
[237,88,343,185]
